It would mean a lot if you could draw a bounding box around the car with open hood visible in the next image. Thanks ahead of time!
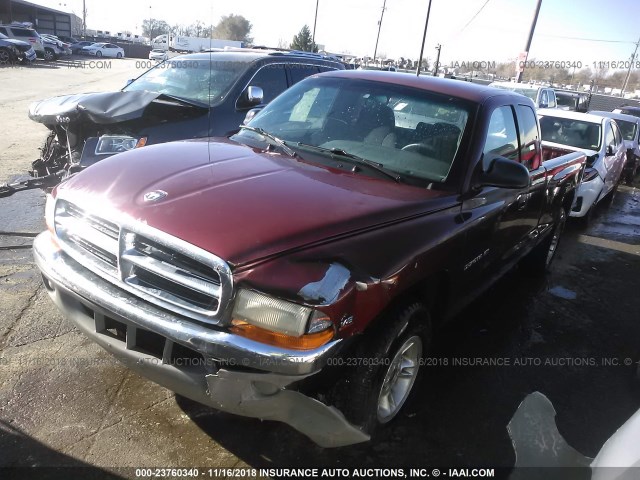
[17,49,344,195]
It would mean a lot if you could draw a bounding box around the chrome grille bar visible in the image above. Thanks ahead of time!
[53,198,233,324]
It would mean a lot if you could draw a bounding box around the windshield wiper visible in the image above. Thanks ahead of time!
[296,143,401,183]
[238,125,296,157]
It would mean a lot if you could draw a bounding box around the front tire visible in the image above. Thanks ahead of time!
[0,48,12,64]
[43,48,55,62]
[331,301,431,434]
[96,51,102,58]
[116,52,122,59]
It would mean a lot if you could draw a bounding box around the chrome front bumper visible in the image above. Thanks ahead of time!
[34,232,369,447]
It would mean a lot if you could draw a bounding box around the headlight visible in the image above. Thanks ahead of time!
[95,135,147,155]
[230,289,334,349]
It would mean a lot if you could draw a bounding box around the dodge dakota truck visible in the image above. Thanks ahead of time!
[33,71,586,447]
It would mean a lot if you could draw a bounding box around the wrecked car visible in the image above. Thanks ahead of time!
[34,71,586,447]
[3,50,343,196]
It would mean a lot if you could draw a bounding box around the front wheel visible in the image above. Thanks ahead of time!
[116,52,122,59]
[43,48,56,61]
[96,51,102,58]
[331,301,431,434]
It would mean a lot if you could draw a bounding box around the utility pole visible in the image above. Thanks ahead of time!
[372,0,387,64]
[312,0,319,46]
[621,35,640,97]
[416,0,434,76]
[82,0,86,37]
[434,44,441,76]
[516,0,542,83]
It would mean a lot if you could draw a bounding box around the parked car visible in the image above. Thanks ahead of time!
[589,110,640,183]
[538,109,626,223]
[24,50,344,183]
[82,42,125,58]
[555,89,589,112]
[489,81,557,109]
[613,106,640,117]
[0,23,52,60]
[57,35,79,45]
[33,71,585,447]
[70,41,94,54]
[70,41,95,55]
[0,32,36,64]
[148,48,168,61]
[40,34,71,56]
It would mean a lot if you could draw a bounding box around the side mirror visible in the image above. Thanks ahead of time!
[606,145,614,156]
[477,156,530,189]
[237,85,264,109]
[243,107,263,125]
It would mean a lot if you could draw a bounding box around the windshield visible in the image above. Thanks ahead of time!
[616,120,637,141]
[539,116,602,151]
[234,76,471,183]
[123,58,249,106]
[491,84,538,101]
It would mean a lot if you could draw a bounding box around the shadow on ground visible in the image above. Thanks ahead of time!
[0,420,124,479]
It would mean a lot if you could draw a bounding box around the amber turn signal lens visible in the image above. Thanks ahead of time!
[231,320,334,350]
[135,137,148,148]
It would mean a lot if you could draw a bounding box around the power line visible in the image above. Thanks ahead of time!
[458,0,491,35]
[536,33,636,44]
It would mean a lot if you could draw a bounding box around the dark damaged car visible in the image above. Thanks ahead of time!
[34,71,585,447]
[20,49,343,184]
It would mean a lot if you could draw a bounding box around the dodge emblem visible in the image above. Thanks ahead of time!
[143,190,168,202]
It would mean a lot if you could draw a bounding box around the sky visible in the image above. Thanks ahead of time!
[31,0,640,68]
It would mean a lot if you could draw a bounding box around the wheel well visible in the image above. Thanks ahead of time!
[400,271,450,326]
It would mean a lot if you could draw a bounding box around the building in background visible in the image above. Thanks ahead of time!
[0,0,82,37]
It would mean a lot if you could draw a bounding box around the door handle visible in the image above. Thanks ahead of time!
[516,193,528,210]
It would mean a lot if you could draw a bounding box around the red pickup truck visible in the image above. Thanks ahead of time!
[33,71,586,447]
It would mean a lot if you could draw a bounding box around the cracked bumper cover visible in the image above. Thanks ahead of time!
[33,232,369,447]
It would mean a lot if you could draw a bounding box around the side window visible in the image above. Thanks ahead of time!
[248,65,288,104]
[0,27,7,35]
[483,106,519,169]
[547,91,557,108]
[611,121,622,146]
[604,123,616,150]
[516,105,541,170]
[540,90,548,107]
[288,64,319,85]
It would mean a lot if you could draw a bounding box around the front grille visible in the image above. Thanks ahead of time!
[54,199,232,324]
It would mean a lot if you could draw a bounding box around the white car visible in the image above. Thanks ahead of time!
[538,109,626,221]
[490,81,558,109]
[149,48,168,61]
[82,42,125,58]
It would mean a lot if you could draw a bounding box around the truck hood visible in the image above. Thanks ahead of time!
[28,90,202,125]
[56,139,454,267]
